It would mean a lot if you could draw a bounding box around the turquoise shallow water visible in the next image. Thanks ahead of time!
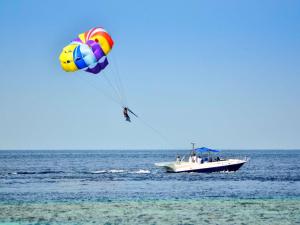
[0,150,299,224]
[0,199,299,225]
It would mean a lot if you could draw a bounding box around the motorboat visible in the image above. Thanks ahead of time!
[155,144,248,173]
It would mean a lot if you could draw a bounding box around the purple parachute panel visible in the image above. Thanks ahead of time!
[86,58,109,74]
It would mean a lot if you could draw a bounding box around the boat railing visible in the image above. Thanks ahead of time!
[176,154,249,164]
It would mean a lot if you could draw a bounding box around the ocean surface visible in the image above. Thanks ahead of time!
[0,150,299,224]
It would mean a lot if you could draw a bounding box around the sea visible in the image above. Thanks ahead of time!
[0,150,299,225]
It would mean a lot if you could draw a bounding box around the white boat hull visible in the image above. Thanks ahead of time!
[155,159,246,173]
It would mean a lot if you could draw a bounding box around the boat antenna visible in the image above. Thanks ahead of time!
[190,142,196,156]
[191,142,195,151]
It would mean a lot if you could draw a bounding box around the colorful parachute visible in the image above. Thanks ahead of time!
[59,27,114,74]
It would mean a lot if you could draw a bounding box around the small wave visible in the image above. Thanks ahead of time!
[108,169,125,173]
[38,171,64,174]
[90,169,150,174]
[219,171,236,174]
[7,172,18,175]
[90,170,106,174]
[16,171,36,175]
[9,171,64,175]
[90,169,125,174]
[131,169,151,174]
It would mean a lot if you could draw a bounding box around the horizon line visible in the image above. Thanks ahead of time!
[0,148,300,151]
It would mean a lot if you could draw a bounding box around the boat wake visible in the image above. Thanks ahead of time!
[90,169,150,174]
[6,171,64,175]
[131,169,151,174]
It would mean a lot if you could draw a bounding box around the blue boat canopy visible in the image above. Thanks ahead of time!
[195,147,220,153]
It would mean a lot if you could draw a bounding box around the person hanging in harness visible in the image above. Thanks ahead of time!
[123,107,138,122]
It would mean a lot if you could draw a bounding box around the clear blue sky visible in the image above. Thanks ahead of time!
[0,0,299,150]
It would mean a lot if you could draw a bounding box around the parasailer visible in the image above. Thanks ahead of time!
[123,107,138,122]
[59,27,137,122]
[123,107,131,122]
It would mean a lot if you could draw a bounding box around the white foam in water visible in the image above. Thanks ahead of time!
[220,171,236,174]
[91,169,150,174]
[8,172,18,175]
[91,169,127,174]
[108,169,125,173]
[132,169,150,174]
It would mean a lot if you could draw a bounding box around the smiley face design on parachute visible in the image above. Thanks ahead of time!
[59,44,78,72]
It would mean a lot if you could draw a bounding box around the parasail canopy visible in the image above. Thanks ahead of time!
[59,27,114,74]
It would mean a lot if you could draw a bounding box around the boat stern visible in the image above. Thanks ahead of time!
[154,162,177,172]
